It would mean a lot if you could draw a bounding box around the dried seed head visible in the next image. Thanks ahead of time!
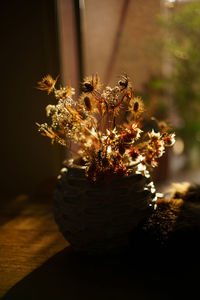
[118,74,130,90]
[37,74,59,94]
[82,82,94,93]
[84,96,92,111]
[133,101,139,112]
[82,74,101,93]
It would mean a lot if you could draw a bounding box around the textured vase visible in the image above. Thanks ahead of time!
[54,165,156,254]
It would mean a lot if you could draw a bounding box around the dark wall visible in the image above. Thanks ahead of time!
[1,1,64,197]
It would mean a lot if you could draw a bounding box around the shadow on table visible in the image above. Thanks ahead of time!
[3,229,200,300]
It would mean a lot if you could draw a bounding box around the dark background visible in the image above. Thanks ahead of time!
[1,0,63,197]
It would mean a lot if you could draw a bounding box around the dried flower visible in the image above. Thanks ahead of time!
[37,74,59,94]
[37,74,175,183]
[128,148,140,160]
[46,104,56,117]
[163,133,176,147]
[82,74,102,93]
[129,96,144,117]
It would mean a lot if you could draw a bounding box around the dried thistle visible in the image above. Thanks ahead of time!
[37,74,59,94]
[81,74,102,93]
[37,74,175,183]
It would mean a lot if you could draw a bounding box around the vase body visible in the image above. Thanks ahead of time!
[54,166,155,254]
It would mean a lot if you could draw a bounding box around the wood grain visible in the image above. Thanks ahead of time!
[0,194,67,298]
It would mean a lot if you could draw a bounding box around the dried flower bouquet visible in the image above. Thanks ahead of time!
[37,73,175,183]
[36,73,175,253]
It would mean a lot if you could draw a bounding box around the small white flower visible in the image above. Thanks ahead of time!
[148,129,161,140]
[107,146,112,154]
[46,104,56,117]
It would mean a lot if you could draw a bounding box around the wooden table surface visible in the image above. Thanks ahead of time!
[0,193,67,299]
[0,191,199,300]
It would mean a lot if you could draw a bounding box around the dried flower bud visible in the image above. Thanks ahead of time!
[133,101,139,113]
[84,96,92,111]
